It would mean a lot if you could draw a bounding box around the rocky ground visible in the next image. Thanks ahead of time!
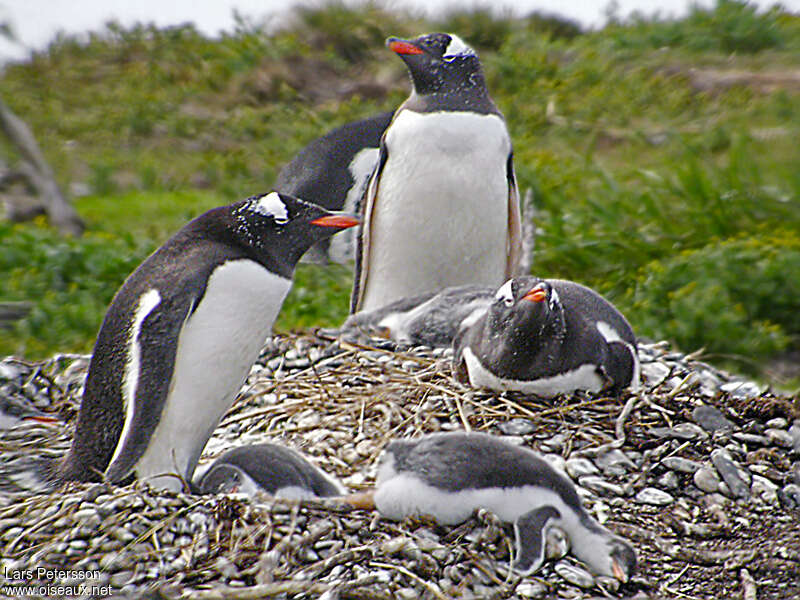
[1,333,799,599]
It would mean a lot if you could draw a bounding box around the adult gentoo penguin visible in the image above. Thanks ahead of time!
[196,443,345,498]
[55,192,358,491]
[352,32,523,313]
[275,112,392,264]
[453,277,640,397]
[341,284,493,347]
[363,431,636,579]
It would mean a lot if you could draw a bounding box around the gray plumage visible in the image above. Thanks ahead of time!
[453,277,640,397]
[196,443,344,498]
[374,431,636,580]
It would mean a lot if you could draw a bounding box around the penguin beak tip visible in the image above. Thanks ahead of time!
[611,558,628,582]
[522,288,547,303]
[310,214,360,229]
[387,39,423,55]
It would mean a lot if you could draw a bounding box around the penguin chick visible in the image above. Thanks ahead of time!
[55,192,359,491]
[196,443,344,499]
[453,277,640,397]
[341,284,493,347]
[373,431,637,581]
[352,32,522,313]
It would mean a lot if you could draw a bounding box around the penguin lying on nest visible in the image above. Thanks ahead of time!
[340,285,493,348]
[346,431,637,581]
[453,276,640,397]
[352,32,522,313]
[52,192,359,492]
[195,443,345,499]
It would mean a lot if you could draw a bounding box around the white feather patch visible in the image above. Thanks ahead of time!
[443,34,475,60]
[461,347,604,397]
[495,279,514,304]
[330,147,379,264]
[108,288,161,472]
[252,192,289,223]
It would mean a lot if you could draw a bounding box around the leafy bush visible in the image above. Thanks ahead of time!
[0,222,154,357]
[609,0,789,53]
[626,231,800,369]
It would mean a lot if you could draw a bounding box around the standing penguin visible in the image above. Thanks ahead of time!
[55,192,358,491]
[358,431,637,580]
[453,277,640,397]
[352,33,522,313]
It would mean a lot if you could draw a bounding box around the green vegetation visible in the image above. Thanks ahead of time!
[1,1,798,387]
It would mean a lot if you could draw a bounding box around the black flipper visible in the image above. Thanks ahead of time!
[513,505,562,575]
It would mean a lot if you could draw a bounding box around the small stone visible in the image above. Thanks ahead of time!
[733,432,769,446]
[657,471,681,490]
[578,475,624,497]
[694,467,721,493]
[788,420,800,453]
[711,449,751,500]
[751,475,778,505]
[516,581,548,597]
[635,487,674,505]
[765,428,794,449]
[641,362,670,386]
[594,449,636,474]
[497,418,535,436]
[778,484,800,509]
[110,571,134,588]
[566,458,600,479]
[693,405,735,433]
[545,526,570,559]
[720,380,761,400]
[554,561,595,589]
[765,417,788,429]
[661,457,704,474]
[542,453,567,475]
[651,423,708,441]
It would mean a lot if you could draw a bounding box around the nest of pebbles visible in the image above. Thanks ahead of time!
[1,333,799,599]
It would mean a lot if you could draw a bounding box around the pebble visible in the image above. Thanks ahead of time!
[789,420,800,453]
[711,449,751,500]
[565,458,600,479]
[635,487,674,505]
[554,561,595,589]
[694,467,722,493]
[661,457,704,474]
[641,362,670,386]
[720,380,761,400]
[778,484,800,509]
[751,475,778,505]
[517,581,548,597]
[765,428,794,449]
[656,471,681,490]
[693,405,735,433]
[497,418,536,436]
[765,418,788,429]
[733,432,769,446]
[651,423,708,441]
[578,475,624,497]
[594,449,636,474]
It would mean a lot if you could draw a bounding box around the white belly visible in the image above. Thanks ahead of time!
[134,260,290,491]
[360,110,511,311]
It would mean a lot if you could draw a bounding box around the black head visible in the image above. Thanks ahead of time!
[198,464,243,494]
[608,538,638,583]
[387,33,495,112]
[224,191,359,278]
[488,276,565,345]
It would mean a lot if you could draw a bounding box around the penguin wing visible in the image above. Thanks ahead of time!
[505,152,524,277]
[351,135,389,313]
[104,285,199,483]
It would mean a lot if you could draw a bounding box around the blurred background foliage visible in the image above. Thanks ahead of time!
[0,0,798,389]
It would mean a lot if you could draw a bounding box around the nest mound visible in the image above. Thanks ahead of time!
[1,333,799,599]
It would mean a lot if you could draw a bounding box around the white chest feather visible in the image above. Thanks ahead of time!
[134,261,291,490]
[461,347,604,398]
[361,110,512,310]
[329,147,379,264]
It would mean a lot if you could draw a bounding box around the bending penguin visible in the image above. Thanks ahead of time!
[352,33,522,313]
[54,192,359,491]
[195,443,345,498]
[351,431,636,580]
[453,276,640,397]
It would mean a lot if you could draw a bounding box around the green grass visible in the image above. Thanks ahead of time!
[1,1,798,388]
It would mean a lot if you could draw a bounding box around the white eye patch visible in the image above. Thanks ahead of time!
[442,34,475,61]
[548,288,560,311]
[495,279,514,306]
[251,192,289,224]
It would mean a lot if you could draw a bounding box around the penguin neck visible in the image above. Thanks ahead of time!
[402,83,498,115]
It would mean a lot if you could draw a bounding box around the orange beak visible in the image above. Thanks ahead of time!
[24,415,58,424]
[388,39,423,55]
[310,214,360,229]
[522,286,547,303]
[612,558,627,582]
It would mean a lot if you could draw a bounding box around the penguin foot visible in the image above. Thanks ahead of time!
[342,490,376,510]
